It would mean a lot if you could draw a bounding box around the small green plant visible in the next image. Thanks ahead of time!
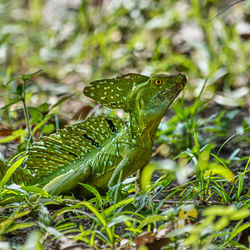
[0,70,73,151]
[184,205,250,249]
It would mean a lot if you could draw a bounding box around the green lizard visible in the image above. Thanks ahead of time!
[0,72,186,201]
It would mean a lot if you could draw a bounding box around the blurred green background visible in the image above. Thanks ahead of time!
[0,0,249,141]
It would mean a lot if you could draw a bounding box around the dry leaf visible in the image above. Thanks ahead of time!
[55,237,84,250]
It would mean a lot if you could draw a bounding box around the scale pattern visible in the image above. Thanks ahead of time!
[84,73,149,112]
[25,115,125,179]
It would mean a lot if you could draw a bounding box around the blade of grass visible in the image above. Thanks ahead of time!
[0,156,27,188]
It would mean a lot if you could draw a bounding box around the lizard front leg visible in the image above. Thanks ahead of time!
[108,155,136,188]
[108,149,149,188]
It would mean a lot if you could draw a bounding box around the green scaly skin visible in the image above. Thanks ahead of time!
[0,72,186,203]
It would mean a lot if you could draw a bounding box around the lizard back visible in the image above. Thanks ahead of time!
[25,115,125,182]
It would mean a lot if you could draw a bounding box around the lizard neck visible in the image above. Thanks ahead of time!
[129,110,164,145]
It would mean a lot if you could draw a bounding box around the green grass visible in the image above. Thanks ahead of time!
[0,0,249,249]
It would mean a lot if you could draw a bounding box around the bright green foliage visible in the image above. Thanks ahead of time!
[184,205,250,248]
[0,73,186,201]
[0,157,28,188]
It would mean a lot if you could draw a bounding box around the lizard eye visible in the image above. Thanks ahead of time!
[154,79,162,85]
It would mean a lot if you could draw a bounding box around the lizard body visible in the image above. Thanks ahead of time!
[0,72,186,201]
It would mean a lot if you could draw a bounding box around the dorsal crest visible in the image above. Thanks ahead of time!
[83,73,149,112]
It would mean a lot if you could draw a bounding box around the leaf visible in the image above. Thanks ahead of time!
[214,216,230,231]
[0,128,13,137]
[72,105,93,120]
[202,206,250,222]
[210,0,247,22]
[56,223,77,231]
[0,209,31,235]
[81,201,107,226]
[230,209,250,220]
[50,94,74,110]
[140,163,158,192]
[39,103,50,112]
[102,197,135,217]
[140,160,176,192]
[134,232,154,246]
[32,113,54,136]
[29,107,43,124]
[4,222,35,234]
[203,206,232,217]
[140,215,169,227]
[107,215,139,228]
[133,226,171,249]
[0,129,27,143]
[0,156,27,188]
[205,163,234,182]
[21,69,43,81]
[38,223,63,239]
[197,145,214,171]
[41,123,55,134]
[227,222,250,243]
[79,183,102,206]
[55,237,84,250]
[5,69,43,86]
[22,186,49,198]
[0,33,10,46]
[80,201,113,242]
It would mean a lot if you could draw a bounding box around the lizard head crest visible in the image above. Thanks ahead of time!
[83,73,149,112]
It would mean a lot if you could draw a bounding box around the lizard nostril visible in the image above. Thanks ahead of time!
[178,73,187,87]
[177,83,183,91]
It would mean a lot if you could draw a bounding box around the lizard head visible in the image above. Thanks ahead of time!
[134,72,187,121]
[83,72,186,119]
